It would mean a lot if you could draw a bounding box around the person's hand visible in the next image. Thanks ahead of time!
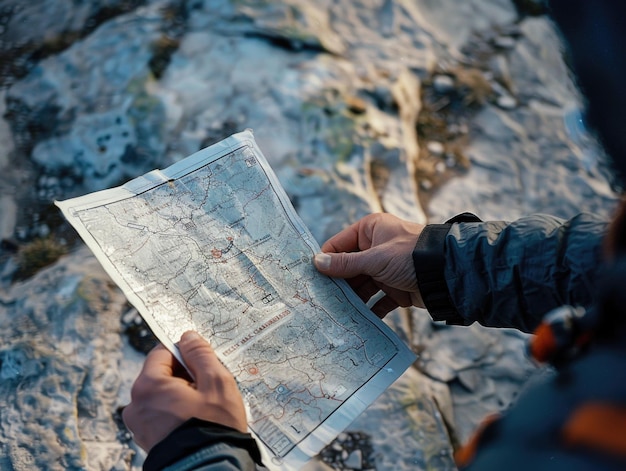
[314,213,425,317]
[122,331,247,452]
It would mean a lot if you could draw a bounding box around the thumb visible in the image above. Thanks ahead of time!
[314,251,373,278]
[177,331,222,387]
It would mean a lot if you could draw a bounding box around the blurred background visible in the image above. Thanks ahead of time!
[0,0,619,470]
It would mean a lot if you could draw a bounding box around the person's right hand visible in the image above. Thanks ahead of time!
[313,213,425,317]
[122,331,247,452]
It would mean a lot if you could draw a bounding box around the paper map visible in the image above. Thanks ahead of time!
[56,130,416,470]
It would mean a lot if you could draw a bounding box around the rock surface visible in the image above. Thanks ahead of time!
[0,0,618,470]
[0,248,140,470]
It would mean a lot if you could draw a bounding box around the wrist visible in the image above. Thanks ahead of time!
[144,418,263,471]
[412,212,481,324]
[413,224,459,321]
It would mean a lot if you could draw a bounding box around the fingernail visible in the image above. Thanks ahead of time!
[314,253,331,270]
[181,330,202,342]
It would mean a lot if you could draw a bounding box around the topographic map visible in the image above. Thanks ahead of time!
[57,130,416,470]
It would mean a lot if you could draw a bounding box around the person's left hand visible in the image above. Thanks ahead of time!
[122,331,247,452]
[314,213,425,317]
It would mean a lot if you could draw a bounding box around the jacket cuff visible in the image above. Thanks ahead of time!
[143,418,263,471]
[413,213,480,325]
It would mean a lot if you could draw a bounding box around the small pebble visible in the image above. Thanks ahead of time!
[121,309,137,325]
[420,179,433,191]
[432,74,455,94]
[345,449,363,469]
[494,36,516,49]
[37,224,50,238]
[426,141,445,156]
[497,95,517,110]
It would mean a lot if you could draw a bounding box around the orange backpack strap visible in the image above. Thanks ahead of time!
[527,305,592,366]
[455,413,501,468]
[529,321,558,363]
[562,402,626,459]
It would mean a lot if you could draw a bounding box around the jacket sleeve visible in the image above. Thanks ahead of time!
[413,213,609,332]
[143,419,264,471]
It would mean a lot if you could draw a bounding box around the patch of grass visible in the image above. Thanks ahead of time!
[370,158,390,198]
[416,107,450,143]
[450,67,495,108]
[15,237,67,280]
[148,2,188,79]
[414,65,491,203]
[148,34,181,79]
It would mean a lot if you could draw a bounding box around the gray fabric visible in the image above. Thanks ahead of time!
[161,442,261,471]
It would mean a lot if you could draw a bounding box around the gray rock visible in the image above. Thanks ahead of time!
[427,99,616,222]
[7,1,168,194]
[0,0,141,49]
[344,449,363,469]
[414,0,517,50]
[346,366,456,470]
[409,309,539,444]
[0,248,135,469]
[0,195,17,240]
[0,90,14,170]
[508,17,580,107]
[0,343,86,470]
[494,35,517,49]
[32,108,138,190]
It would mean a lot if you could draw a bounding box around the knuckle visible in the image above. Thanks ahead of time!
[340,253,361,274]
[182,340,213,361]
[121,404,133,425]
[200,368,238,394]
[130,377,157,400]
[206,367,233,385]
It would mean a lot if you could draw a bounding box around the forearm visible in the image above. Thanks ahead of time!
[414,213,609,332]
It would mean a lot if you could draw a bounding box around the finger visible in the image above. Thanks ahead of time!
[172,358,194,382]
[381,285,413,308]
[320,221,361,254]
[370,294,400,318]
[349,276,383,304]
[178,331,232,392]
[121,405,142,446]
[140,343,177,379]
[314,250,376,279]
[347,274,374,291]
